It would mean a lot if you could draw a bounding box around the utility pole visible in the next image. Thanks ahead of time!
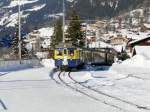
[62,0,65,44]
[18,0,22,64]
[85,24,88,48]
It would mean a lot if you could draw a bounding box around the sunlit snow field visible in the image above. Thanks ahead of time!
[0,59,150,112]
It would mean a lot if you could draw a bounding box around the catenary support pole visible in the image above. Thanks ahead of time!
[18,0,22,64]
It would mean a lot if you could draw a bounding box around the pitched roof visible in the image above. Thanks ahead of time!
[129,36,150,45]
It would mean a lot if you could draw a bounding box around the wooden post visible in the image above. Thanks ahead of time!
[105,49,108,64]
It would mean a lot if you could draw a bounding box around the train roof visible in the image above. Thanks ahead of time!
[55,43,76,48]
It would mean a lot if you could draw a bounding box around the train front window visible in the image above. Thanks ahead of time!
[57,50,63,56]
[64,49,67,55]
[69,50,74,56]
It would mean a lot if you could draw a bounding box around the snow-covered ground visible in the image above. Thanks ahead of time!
[0,58,150,112]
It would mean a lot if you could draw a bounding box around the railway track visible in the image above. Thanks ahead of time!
[128,74,150,81]
[51,72,127,112]
[0,99,7,110]
[50,71,61,85]
[68,73,150,112]
[51,71,150,112]
[0,73,9,77]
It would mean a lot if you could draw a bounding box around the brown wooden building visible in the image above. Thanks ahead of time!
[110,35,129,45]
[129,37,150,47]
[128,37,150,53]
[141,24,150,32]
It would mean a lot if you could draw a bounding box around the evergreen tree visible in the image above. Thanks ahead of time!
[21,36,28,59]
[11,24,28,59]
[66,10,85,47]
[51,18,63,48]
[11,24,19,58]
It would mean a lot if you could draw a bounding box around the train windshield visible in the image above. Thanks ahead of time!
[64,49,67,55]
[69,49,74,56]
[57,50,63,56]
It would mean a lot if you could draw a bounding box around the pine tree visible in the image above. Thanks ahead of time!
[11,24,19,58]
[11,24,28,59]
[66,10,85,47]
[21,37,28,59]
[51,18,63,48]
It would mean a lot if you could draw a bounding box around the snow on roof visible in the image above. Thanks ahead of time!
[48,13,63,18]
[38,27,54,38]
[129,36,150,45]
[119,29,149,40]
[113,45,126,53]
[104,29,149,41]
[89,41,112,48]
[130,8,143,17]
[143,23,150,28]
[134,46,150,59]
[41,39,51,48]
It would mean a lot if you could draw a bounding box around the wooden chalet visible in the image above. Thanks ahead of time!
[129,37,150,48]
[128,37,150,56]
[110,35,129,45]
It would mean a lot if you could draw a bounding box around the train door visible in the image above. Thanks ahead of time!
[63,48,68,66]
[68,49,75,59]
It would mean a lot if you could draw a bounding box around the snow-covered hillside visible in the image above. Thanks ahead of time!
[0,0,46,27]
[0,0,63,38]
[5,0,39,8]
[0,0,145,36]
[0,0,149,41]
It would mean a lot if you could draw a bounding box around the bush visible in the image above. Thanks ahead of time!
[118,52,130,61]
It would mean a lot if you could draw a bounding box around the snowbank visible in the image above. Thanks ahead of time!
[41,59,55,68]
[0,68,51,81]
[0,59,55,81]
[134,46,150,59]
[114,54,150,68]
[0,59,40,72]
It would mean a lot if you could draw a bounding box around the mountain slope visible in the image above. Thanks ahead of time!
[0,0,147,37]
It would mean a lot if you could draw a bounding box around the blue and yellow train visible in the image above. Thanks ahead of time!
[53,43,116,70]
[54,44,83,69]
